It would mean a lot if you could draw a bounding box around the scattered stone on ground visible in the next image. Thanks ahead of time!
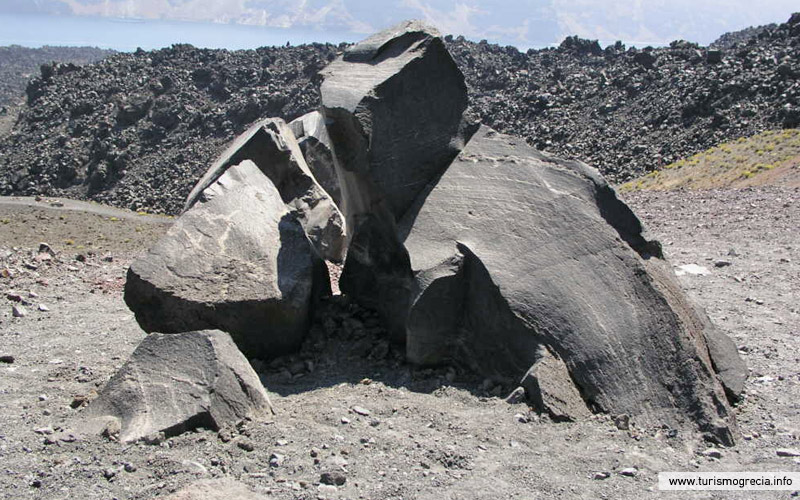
[80,330,273,443]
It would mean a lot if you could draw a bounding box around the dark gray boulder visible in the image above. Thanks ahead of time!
[80,330,273,443]
[185,117,345,262]
[320,20,471,222]
[125,159,329,358]
[398,125,740,444]
[289,111,342,208]
[320,20,473,339]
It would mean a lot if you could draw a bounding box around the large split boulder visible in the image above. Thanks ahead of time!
[125,159,329,358]
[320,20,474,339]
[400,126,740,443]
[80,330,272,444]
[185,117,345,262]
[318,21,744,444]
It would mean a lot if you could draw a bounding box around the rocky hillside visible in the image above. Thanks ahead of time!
[449,12,799,183]
[0,45,113,107]
[0,14,798,214]
[709,23,778,50]
[0,44,340,213]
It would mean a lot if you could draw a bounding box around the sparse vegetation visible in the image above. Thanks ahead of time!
[620,129,800,191]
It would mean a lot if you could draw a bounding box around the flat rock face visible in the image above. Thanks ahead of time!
[185,117,345,262]
[399,125,739,443]
[289,111,342,208]
[80,330,273,444]
[125,160,328,358]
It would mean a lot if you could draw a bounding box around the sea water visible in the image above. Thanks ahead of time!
[0,13,362,51]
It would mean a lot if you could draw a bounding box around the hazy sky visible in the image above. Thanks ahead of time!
[1,0,797,49]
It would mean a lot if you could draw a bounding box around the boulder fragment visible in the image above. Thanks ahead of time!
[321,20,472,221]
[702,325,747,402]
[317,23,743,443]
[185,117,345,262]
[289,111,342,207]
[125,159,329,358]
[521,346,592,421]
[80,330,272,443]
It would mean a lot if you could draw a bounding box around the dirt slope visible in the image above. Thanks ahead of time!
[621,129,800,191]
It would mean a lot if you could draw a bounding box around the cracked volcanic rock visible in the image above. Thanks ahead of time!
[125,159,329,358]
[185,117,345,262]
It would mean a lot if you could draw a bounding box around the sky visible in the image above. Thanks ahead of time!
[0,0,797,51]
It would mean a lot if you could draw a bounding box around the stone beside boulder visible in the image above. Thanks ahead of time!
[521,346,592,422]
[289,110,342,208]
[80,330,273,444]
[185,117,345,262]
[125,159,329,359]
[702,325,748,402]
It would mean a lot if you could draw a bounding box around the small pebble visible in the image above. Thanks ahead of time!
[619,467,638,477]
[320,470,346,486]
[269,453,284,467]
[0,355,14,364]
[613,414,631,431]
[352,406,370,416]
[702,449,722,459]
[593,472,611,480]
[777,449,800,457]
[318,484,338,496]
[12,305,27,318]
[237,438,255,452]
[505,387,526,404]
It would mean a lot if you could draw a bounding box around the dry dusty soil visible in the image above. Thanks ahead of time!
[0,189,798,500]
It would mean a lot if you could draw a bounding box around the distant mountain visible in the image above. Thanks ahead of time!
[0,45,113,106]
[0,13,798,214]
